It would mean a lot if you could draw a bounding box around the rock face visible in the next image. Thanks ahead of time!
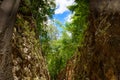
[58,0,120,80]
[87,1,120,79]
[12,14,50,80]
[0,1,50,80]
[11,5,50,80]
[57,55,76,80]
[0,0,50,80]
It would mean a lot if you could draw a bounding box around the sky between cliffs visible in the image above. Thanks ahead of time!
[54,0,74,22]
[55,0,74,14]
[53,0,75,34]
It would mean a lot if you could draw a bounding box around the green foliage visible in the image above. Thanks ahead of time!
[46,0,89,80]
[18,0,89,79]
[67,0,89,46]
[31,0,56,56]
[46,23,76,80]
[19,0,56,56]
[46,41,63,79]
[18,0,56,78]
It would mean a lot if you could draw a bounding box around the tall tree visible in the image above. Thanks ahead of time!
[0,0,20,79]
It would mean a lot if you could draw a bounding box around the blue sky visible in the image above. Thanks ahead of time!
[53,11,72,32]
[47,0,74,38]
[53,0,75,33]
[53,11,71,24]
[54,0,74,14]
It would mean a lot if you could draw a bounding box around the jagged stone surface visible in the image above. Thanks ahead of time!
[58,0,120,80]
[11,13,50,80]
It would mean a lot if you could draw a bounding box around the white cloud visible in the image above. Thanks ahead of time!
[65,13,72,22]
[65,12,75,22]
[55,0,75,14]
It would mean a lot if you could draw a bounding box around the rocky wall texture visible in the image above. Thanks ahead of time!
[11,4,50,80]
[58,0,120,80]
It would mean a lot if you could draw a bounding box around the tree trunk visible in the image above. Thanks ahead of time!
[0,0,20,80]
